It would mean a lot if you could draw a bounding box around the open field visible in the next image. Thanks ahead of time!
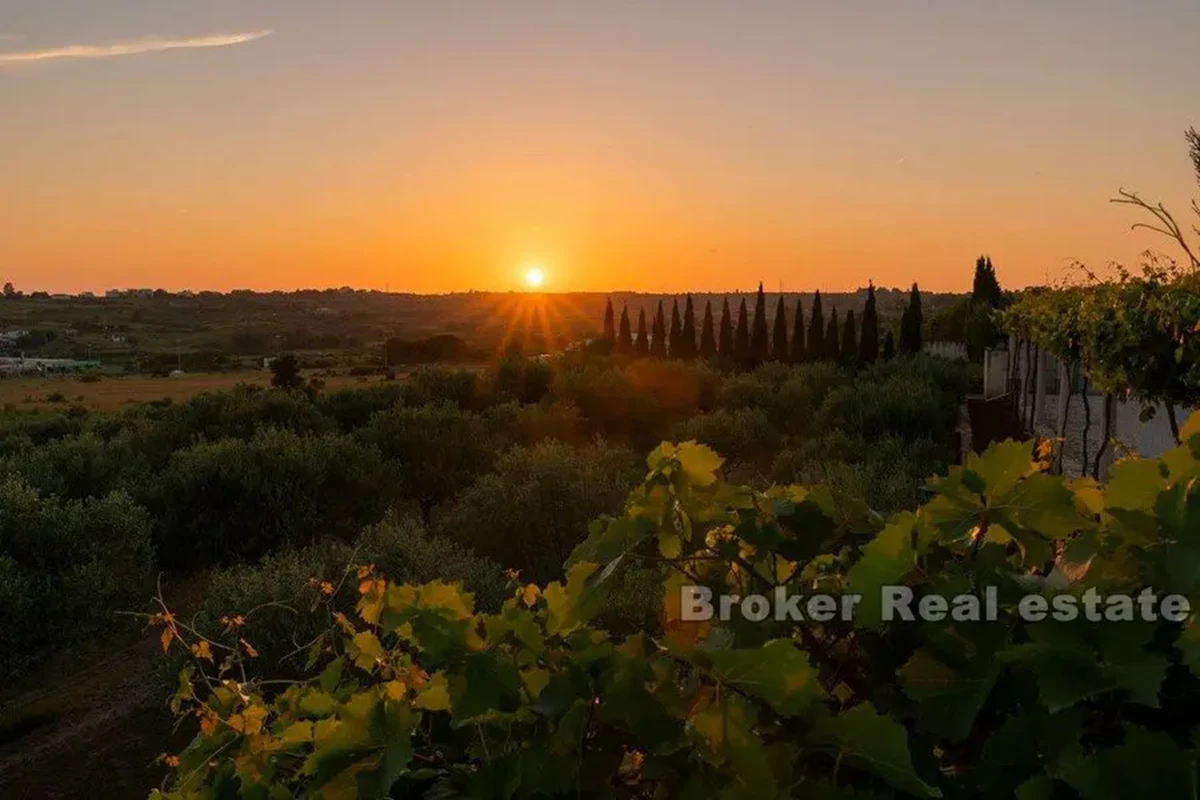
[0,370,399,412]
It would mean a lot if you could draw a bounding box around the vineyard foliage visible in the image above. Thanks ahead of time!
[1002,265,1200,416]
[151,412,1200,799]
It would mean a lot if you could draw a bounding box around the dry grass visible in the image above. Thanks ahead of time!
[0,371,396,412]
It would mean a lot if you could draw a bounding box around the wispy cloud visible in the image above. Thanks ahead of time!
[0,29,272,66]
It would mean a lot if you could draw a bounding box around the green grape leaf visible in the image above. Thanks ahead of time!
[810,703,941,798]
[355,702,417,796]
[299,691,338,718]
[676,440,724,487]
[1014,776,1058,800]
[967,439,1038,499]
[846,513,918,626]
[803,781,887,800]
[414,672,450,711]
[897,648,1000,741]
[544,560,602,636]
[569,515,652,566]
[998,473,1090,539]
[1064,727,1194,800]
[687,694,778,796]
[921,471,986,543]
[1180,410,1200,444]
[1015,622,1168,712]
[1176,616,1200,679]
[658,529,682,559]
[1105,459,1165,511]
[704,639,823,716]
[1155,478,1200,539]
[1068,477,1106,516]
[448,652,523,723]
[977,708,1083,795]
[350,631,383,672]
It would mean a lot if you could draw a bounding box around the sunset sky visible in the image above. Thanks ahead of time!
[2,1,1197,294]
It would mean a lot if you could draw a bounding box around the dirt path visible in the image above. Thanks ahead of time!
[0,578,205,799]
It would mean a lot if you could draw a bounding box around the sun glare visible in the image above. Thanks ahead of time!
[524,266,546,289]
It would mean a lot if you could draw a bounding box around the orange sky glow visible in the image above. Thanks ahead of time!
[1,1,1197,294]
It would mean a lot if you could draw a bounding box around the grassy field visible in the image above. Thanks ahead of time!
[0,370,398,412]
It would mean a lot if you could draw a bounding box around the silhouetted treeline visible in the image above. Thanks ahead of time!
[384,334,482,365]
[599,281,924,369]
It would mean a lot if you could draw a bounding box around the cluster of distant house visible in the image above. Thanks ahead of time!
[0,356,101,377]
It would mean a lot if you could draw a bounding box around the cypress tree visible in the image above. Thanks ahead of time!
[699,300,717,359]
[635,308,649,357]
[602,298,615,347]
[650,300,667,358]
[770,296,789,362]
[882,330,895,361]
[750,282,769,363]
[859,282,879,366]
[789,298,805,363]
[807,291,825,361]
[680,294,697,360]
[734,298,751,366]
[911,282,923,350]
[718,298,734,358]
[841,309,858,368]
[971,256,1002,307]
[617,305,633,354]
[825,307,840,363]
[668,299,683,359]
[900,283,923,354]
[986,257,1002,304]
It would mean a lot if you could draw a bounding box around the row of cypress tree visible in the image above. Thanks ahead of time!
[600,282,924,367]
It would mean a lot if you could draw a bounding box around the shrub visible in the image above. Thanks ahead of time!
[149,430,392,569]
[483,401,585,448]
[3,432,147,500]
[2,412,87,445]
[356,403,493,517]
[860,353,969,406]
[186,544,342,681]
[99,386,332,467]
[0,430,32,460]
[717,362,845,434]
[672,408,778,465]
[0,478,153,678]
[400,367,480,410]
[317,384,406,432]
[435,440,639,583]
[816,371,956,445]
[355,514,508,613]
[487,357,555,405]
[551,359,719,446]
[194,517,508,673]
[772,433,946,513]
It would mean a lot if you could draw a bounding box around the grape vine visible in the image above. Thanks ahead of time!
[149,415,1200,799]
[1002,264,1199,442]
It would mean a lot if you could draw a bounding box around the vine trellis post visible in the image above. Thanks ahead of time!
[1005,337,1121,479]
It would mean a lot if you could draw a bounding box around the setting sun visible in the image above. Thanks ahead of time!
[524,267,546,289]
